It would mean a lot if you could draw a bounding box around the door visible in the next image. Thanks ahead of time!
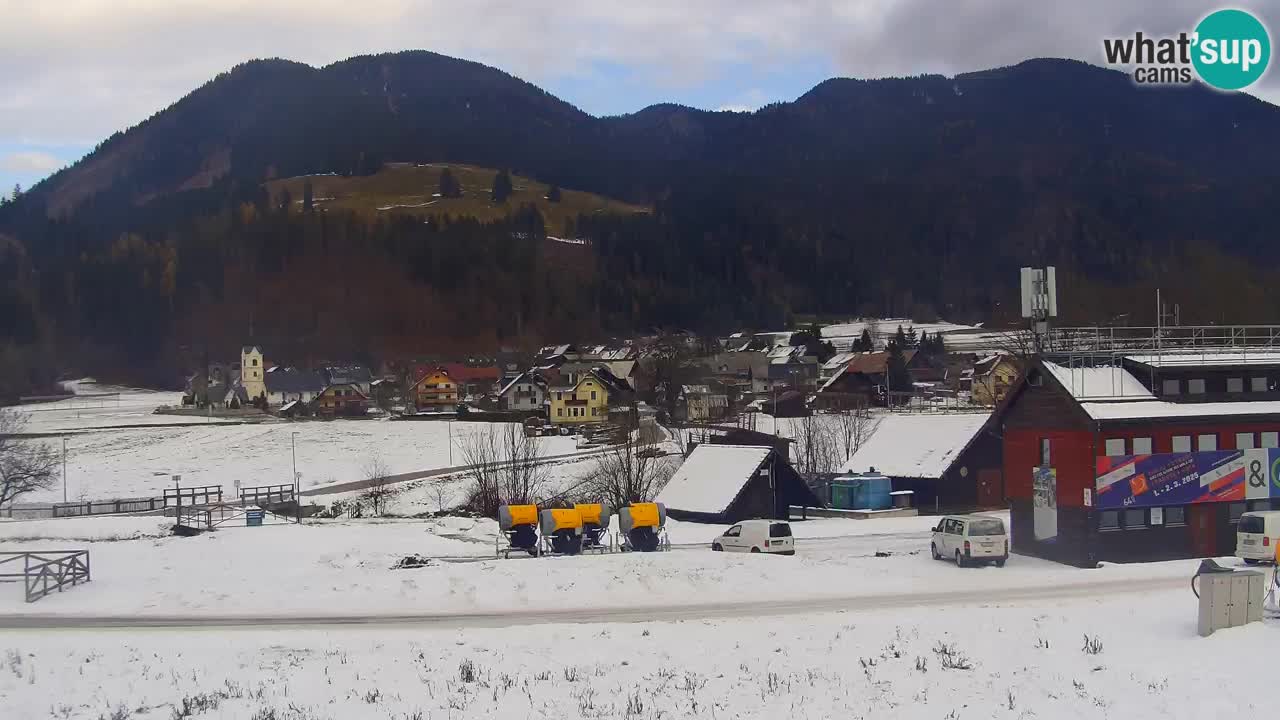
[1188,504,1217,558]
[977,469,1003,507]
[723,525,743,551]
[940,519,958,554]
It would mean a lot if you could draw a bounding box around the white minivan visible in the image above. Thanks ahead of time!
[712,519,795,555]
[931,515,1008,567]
[1236,510,1280,564]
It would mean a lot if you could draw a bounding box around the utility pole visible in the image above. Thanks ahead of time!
[291,432,300,524]
[62,436,67,503]
[448,421,453,465]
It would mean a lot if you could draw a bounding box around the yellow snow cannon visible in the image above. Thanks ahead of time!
[497,504,540,557]
[540,507,585,555]
[575,503,612,551]
[619,502,668,552]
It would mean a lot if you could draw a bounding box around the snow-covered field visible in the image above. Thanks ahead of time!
[3,580,1275,719]
[12,382,587,504]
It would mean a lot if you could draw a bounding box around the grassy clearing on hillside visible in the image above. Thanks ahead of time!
[268,163,647,232]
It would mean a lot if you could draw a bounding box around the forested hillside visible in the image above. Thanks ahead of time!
[2,51,1280,391]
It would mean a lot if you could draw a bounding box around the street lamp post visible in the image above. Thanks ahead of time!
[62,436,67,503]
[291,432,300,524]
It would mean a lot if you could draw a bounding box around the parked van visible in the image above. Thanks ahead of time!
[711,519,794,555]
[931,515,1008,567]
[1236,510,1280,564]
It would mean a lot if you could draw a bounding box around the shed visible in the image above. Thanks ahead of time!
[840,412,998,510]
[657,444,824,523]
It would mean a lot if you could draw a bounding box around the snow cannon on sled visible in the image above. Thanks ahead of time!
[619,502,669,552]
[540,508,585,555]
[574,503,613,552]
[497,504,540,558]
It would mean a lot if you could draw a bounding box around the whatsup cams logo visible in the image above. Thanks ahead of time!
[1103,8,1271,90]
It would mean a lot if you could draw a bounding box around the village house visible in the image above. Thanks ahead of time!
[970,353,1021,406]
[497,371,547,412]
[322,366,373,397]
[548,367,632,425]
[678,384,729,422]
[412,368,458,412]
[264,368,325,407]
[439,363,501,400]
[313,383,369,417]
[815,350,925,409]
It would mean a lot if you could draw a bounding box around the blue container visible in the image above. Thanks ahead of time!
[829,473,892,510]
[246,509,265,527]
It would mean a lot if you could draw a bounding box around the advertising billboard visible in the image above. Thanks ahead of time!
[1095,449,1280,510]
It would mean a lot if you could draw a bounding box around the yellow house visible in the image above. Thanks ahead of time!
[971,354,1020,406]
[413,368,458,412]
[549,372,614,425]
[240,345,266,403]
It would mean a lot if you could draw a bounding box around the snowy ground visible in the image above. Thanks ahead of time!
[11,381,587,504]
[3,582,1276,719]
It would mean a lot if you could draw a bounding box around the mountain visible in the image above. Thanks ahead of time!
[3,51,1280,390]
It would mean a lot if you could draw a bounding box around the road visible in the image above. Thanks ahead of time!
[0,574,1186,631]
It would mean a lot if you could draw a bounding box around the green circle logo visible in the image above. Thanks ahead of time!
[1193,9,1271,90]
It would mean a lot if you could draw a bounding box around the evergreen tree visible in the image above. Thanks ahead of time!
[302,180,314,212]
[931,332,947,357]
[546,184,561,202]
[438,167,462,198]
[856,328,873,352]
[885,341,912,399]
[894,324,908,349]
[906,325,918,348]
[10,184,20,201]
[491,169,513,203]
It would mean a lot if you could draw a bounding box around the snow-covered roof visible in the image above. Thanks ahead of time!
[1124,351,1280,368]
[1040,362,1154,401]
[657,445,773,515]
[1081,399,1280,421]
[822,352,857,371]
[840,413,991,480]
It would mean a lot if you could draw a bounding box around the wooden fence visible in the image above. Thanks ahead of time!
[53,496,164,518]
[0,550,91,603]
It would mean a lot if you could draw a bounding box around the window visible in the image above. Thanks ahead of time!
[1253,377,1269,392]
[1172,435,1192,453]
[1132,437,1153,455]
[1040,438,1051,466]
[967,519,1005,536]
[769,523,793,538]
[1237,433,1256,450]
[1228,377,1244,393]
[556,392,563,401]
[1104,438,1127,457]
[1123,508,1147,529]
[1099,511,1121,531]
[1264,432,1279,449]
[1165,507,1186,526]
[1188,379,1206,395]
[1197,434,1217,451]
[252,358,259,366]
[725,525,742,537]
[1162,379,1180,395]
[591,391,597,400]
[1229,503,1247,523]
[557,408,563,417]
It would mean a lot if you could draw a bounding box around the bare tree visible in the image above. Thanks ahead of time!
[459,423,547,516]
[0,410,57,510]
[585,432,676,512]
[362,455,394,516]
[788,415,841,479]
[834,401,879,462]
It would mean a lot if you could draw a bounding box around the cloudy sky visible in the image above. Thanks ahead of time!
[2,0,1276,191]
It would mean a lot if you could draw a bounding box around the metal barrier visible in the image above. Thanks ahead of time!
[0,550,91,603]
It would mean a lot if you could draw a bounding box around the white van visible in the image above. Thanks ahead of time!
[711,519,794,555]
[1236,510,1280,564]
[931,515,1008,567]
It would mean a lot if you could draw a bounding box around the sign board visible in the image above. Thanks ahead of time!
[1096,450,1280,510]
[1150,507,1164,526]
[1083,488,1093,507]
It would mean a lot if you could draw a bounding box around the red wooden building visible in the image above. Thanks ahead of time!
[1001,353,1280,566]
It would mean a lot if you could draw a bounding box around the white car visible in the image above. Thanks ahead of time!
[931,515,1008,567]
[1236,510,1280,564]
[712,519,795,555]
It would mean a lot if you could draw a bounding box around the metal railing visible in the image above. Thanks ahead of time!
[0,550,91,603]
[239,484,295,506]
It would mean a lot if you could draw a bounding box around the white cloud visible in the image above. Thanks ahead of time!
[0,151,63,174]
[0,0,1275,147]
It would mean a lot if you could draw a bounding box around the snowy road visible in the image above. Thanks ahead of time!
[0,561,1185,630]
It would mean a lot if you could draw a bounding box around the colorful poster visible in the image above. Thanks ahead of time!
[1094,449,1280,509]
[1033,466,1058,540]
